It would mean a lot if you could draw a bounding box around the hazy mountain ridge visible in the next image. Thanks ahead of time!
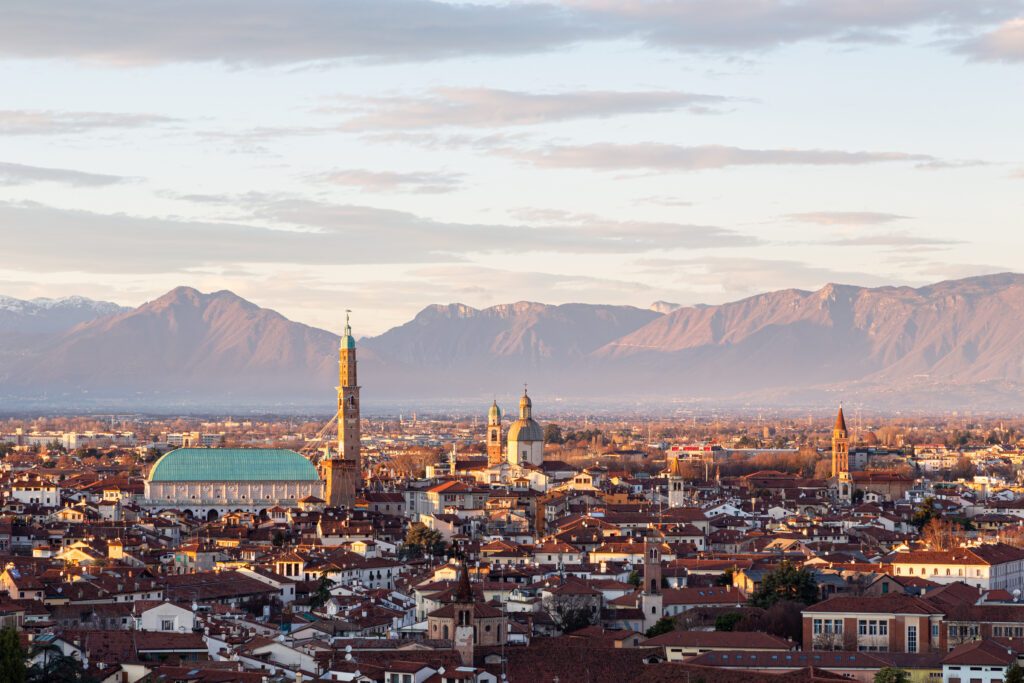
[3,274,1024,409]
[0,294,128,333]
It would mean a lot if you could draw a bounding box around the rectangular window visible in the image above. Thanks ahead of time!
[907,625,917,653]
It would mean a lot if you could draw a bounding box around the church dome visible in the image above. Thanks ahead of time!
[507,418,544,443]
[148,448,320,482]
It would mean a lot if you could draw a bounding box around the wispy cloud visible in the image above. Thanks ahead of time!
[0,0,592,66]
[825,232,961,249]
[0,0,1017,65]
[784,211,910,225]
[312,168,464,194]
[0,110,176,135]
[959,17,1024,62]
[0,162,126,187]
[332,87,738,131]
[0,198,756,276]
[500,142,940,172]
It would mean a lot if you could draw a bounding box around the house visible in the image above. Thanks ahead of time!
[803,594,944,653]
[642,630,795,661]
[889,543,1024,590]
[941,639,1021,683]
[137,601,196,632]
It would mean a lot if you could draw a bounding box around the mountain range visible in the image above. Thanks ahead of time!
[3,273,1024,411]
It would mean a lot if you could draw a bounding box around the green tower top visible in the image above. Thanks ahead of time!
[341,310,356,350]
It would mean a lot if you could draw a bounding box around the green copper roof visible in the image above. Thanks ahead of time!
[149,448,319,482]
[341,312,356,350]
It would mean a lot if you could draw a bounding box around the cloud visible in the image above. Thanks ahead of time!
[0,0,594,66]
[332,87,736,131]
[0,198,754,275]
[0,0,1016,66]
[784,211,910,225]
[313,169,464,194]
[500,142,939,172]
[825,232,961,249]
[635,255,904,299]
[242,196,753,252]
[0,162,126,187]
[0,110,176,135]
[960,18,1024,61]
[408,263,655,301]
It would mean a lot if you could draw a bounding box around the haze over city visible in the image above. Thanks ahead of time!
[5,4,1024,683]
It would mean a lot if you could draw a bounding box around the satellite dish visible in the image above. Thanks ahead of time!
[345,654,352,662]
[345,645,352,653]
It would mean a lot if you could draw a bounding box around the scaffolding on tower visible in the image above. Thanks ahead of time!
[300,411,339,464]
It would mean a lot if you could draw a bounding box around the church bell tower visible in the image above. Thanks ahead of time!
[831,405,849,477]
[831,404,853,502]
[486,400,503,466]
[324,312,361,507]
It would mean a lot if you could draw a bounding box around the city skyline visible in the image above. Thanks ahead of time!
[2,1,1023,334]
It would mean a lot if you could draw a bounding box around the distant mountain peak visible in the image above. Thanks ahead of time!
[649,301,681,314]
[6,272,1024,409]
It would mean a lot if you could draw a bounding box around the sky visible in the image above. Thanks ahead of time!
[1,0,1023,336]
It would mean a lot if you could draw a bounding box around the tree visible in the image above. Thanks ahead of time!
[715,612,742,632]
[627,570,641,588]
[272,530,286,547]
[310,575,335,609]
[403,523,446,559]
[715,568,735,587]
[910,497,938,530]
[873,667,909,683]
[544,423,564,445]
[0,626,27,683]
[812,630,844,651]
[813,458,833,479]
[645,616,676,638]
[542,594,597,633]
[749,562,819,609]
[922,517,961,551]
[28,652,98,683]
[762,601,804,643]
[1005,662,1024,683]
[949,456,976,480]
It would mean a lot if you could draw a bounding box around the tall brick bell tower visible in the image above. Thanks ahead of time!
[324,311,361,508]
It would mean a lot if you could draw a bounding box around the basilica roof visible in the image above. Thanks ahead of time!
[148,448,320,482]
